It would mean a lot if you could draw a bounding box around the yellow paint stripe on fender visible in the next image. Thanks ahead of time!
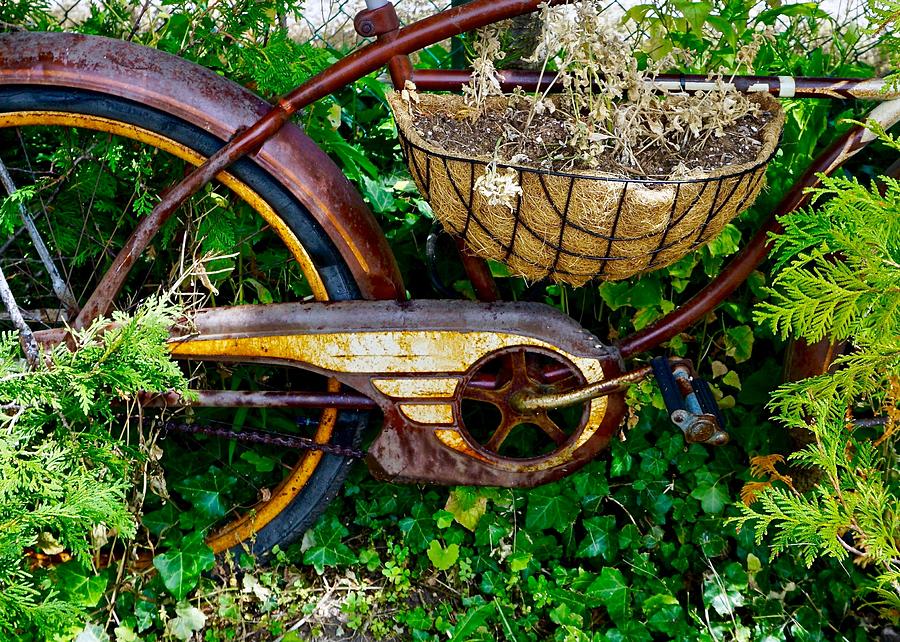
[398,403,455,425]
[170,331,606,383]
[372,377,460,398]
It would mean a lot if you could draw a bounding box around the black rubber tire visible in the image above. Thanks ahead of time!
[0,86,368,557]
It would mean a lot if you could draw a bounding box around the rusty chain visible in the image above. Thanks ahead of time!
[162,421,367,458]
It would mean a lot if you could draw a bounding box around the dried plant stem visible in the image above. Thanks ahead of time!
[0,158,78,315]
[518,55,563,145]
[0,262,38,366]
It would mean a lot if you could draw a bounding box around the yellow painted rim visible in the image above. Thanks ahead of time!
[0,111,337,553]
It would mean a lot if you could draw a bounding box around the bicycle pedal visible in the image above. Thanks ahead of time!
[650,356,729,446]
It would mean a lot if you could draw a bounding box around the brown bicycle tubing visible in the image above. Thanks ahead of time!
[411,69,890,99]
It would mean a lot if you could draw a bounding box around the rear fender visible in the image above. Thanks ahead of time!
[0,32,404,300]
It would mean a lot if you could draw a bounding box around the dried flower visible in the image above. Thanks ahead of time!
[458,1,765,178]
[400,79,420,105]
[475,161,523,210]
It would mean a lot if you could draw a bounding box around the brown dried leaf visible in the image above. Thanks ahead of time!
[740,481,771,506]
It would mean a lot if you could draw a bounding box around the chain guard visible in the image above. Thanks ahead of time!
[169,300,627,488]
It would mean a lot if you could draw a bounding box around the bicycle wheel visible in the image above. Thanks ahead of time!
[0,86,369,557]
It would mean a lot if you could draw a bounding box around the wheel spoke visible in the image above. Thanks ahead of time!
[0,156,78,315]
[533,412,570,446]
[485,415,518,452]
[462,385,507,406]
[507,349,529,385]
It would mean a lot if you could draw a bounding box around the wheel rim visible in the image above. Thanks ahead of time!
[0,109,344,554]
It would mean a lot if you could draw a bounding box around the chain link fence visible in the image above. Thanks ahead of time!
[43,0,877,63]
[47,0,454,50]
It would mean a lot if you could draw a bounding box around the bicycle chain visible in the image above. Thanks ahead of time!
[161,421,367,459]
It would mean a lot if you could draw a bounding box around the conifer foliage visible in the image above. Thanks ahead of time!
[732,122,900,609]
[0,300,189,637]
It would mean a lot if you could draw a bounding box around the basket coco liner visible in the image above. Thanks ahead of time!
[389,91,785,285]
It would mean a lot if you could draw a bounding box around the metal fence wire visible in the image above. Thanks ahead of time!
[44,0,877,61]
[43,0,664,51]
[48,0,456,50]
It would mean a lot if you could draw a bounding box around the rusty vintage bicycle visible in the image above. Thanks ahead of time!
[1,0,898,558]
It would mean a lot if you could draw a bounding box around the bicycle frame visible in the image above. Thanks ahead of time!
[61,0,900,345]
[3,0,899,487]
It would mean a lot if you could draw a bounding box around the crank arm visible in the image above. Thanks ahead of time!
[168,300,627,487]
[511,360,693,412]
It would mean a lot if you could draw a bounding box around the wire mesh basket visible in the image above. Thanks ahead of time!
[389,91,784,285]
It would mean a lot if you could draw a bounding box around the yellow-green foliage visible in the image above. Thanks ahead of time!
[732,126,900,610]
[0,299,189,638]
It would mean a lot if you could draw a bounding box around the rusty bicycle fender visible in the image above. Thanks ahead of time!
[0,31,404,301]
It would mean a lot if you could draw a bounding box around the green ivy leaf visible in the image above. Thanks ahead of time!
[549,603,583,628]
[690,482,730,514]
[633,306,663,330]
[724,325,754,363]
[616,621,653,641]
[113,625,139,642]
[445,487,487,531]
[165,601,207,641]
[618,524,641,551]
[142,503,177,537]
[640,447,667,478]
[508,551,532,572]
[610,441,633,478]
[303,515,356,573]
[705,224,741,257]
[134,598,157,632]
[598,281,632,311]
[152,531,214,601]
[172,468,236,521]
[75,623,109,642]
[361,176,395,213]
[722,370,742,390]
[434,509,455,529]
[525,484,580,532]
[54,562,108,608]
[573,463,610,513]
[240,450,275,473]
[643,594,682,632]
[703,578,745,616]
[427,540,459,571]
[576,516,615,559]
[589,567,629,622]
[399,503,433,552]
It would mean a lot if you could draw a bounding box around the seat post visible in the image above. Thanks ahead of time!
[354,1,413,89]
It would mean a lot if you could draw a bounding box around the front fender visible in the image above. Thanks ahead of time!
[0,31,404,300]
